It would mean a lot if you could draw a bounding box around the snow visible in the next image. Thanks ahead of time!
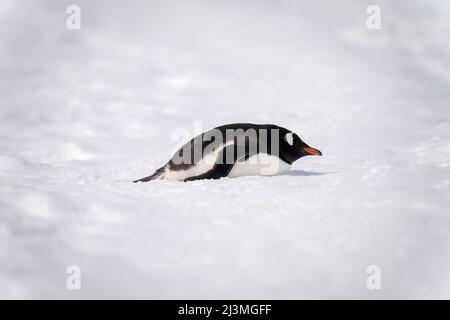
[1,0,450,299]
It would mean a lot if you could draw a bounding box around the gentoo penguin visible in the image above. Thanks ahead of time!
[134,123,322,182]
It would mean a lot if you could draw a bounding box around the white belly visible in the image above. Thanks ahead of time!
[163,152,216,181]
[228,153,291,178]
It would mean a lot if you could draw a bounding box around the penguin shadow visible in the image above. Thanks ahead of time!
[285,170,335,177]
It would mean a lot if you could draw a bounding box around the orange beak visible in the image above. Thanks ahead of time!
[303,147,322,156]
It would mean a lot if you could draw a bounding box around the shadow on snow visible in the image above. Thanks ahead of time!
[285,170,335,177]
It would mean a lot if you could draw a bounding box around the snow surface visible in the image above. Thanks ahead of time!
[1,0,450,299]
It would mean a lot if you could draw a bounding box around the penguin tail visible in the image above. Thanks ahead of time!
[133,167,165,183]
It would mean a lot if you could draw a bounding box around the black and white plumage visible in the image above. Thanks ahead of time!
[134,123,322,182]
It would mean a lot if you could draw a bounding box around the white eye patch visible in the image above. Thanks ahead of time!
[285,132,294,146]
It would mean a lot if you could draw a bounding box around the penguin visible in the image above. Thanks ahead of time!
[134,123,322,182]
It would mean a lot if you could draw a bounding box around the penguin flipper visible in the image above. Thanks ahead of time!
[184,162,235,181]
[184,144,240,182]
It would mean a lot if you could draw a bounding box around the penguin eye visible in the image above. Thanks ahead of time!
[285,132,294,146]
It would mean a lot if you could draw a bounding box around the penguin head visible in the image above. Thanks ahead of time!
[281,131,322,162]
